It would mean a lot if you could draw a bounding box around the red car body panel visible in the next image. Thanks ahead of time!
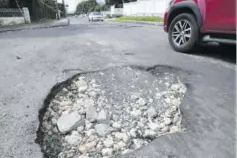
[164,0,236,34]
[163,12,168,32]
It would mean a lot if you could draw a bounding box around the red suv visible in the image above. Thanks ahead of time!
[164,0,236,53]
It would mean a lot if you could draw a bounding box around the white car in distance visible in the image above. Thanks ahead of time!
[88,12,104,22]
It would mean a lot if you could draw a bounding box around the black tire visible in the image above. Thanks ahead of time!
[168,13,199,53]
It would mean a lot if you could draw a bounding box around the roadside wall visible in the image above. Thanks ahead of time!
[111,5,123,17]
[123,0,169,17]
[101,11,110,17]
[0,8,31,26]
[0,17,25,25]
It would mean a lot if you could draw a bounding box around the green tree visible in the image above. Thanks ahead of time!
[105,0,136,6]
[100,4,110,11]
[94,5,101,12]
[76,0,98,14]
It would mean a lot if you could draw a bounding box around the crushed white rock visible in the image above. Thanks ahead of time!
[57,111,84,134]
[39,68,186,158]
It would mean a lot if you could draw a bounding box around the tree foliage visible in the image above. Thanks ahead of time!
[105,0,136,6]
[100,4,110,11]
[76,0,98,14]
[76,0,136,14]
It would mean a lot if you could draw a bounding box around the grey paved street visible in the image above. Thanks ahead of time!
[0,17,235,158]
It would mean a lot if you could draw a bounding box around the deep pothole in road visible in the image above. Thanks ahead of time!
[36,66,187,158]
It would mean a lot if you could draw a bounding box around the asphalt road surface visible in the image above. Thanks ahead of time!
[0,17,235,158]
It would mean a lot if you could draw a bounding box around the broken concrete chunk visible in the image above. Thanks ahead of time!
[136,97,146,106]
[57,111,84,134]
[65,132,81,146]
[97,109,108,123]
[86,106,97,122]
[76,80,88,93]
[95,124,115,137]
[147,106,157,118]
[101,148,113,156]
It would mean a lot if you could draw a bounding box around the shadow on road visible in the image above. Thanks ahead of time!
[191,44,236,64]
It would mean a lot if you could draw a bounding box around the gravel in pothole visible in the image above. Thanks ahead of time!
[38,66,187,158]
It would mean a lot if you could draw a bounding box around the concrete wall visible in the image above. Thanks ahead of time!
[111,5,123,17]
[123,0,169,17]
[0,17,25,26]
[23,7,31,23]
[0,7,31,26]
[101,11,110,17]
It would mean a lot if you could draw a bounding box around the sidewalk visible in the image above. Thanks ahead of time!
[106,19,163,26]
[0,18,70,33]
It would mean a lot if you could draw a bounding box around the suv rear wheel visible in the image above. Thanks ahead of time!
[168,13,198,53]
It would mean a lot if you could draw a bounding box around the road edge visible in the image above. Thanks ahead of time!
[0,19,70,33]
[107,20,163,26]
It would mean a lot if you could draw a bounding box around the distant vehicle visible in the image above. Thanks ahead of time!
[88,12,104,22]
[163,0,236,53]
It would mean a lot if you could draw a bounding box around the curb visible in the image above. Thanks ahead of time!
[108,20,163,26]
[0,19,70,33]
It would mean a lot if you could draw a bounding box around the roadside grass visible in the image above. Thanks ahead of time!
[116,16,163,22]
[104,15,113,19]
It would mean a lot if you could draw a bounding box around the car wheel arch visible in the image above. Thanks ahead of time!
[168,13,199,53]
[167,1,202,32]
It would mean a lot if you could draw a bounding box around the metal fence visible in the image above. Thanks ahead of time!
[0,2,64,21]
[32,0,58,20]
[0,8,23,17]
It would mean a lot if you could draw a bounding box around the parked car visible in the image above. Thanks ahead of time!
[163,0,236,53]
[88,12,104,22]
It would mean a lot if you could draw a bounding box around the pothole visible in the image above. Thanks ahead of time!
[36,66,187,158]
[123,53,135,56]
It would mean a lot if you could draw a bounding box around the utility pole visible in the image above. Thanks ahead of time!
[55,0,59,19]
[62,0,66,17]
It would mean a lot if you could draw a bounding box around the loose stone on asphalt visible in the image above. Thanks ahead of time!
[38,66,187,158]
[57,111,84,134]
[95,124,115,137]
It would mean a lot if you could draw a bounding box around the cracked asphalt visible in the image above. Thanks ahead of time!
[0,17,235,158]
